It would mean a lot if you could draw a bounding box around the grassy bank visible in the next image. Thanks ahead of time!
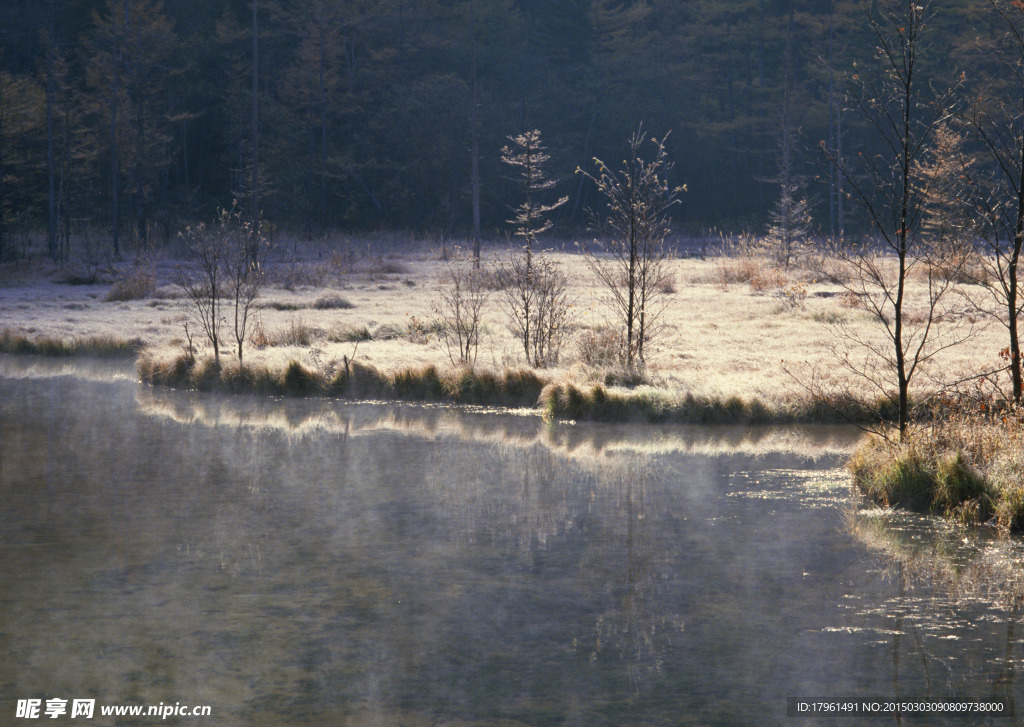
[134,351,899,425]
[849,415,1024,532]
[540,381,897,425]
[137,353,549,409]
[0,328,143,357]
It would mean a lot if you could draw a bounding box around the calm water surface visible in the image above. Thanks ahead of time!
[1,356,1022,725]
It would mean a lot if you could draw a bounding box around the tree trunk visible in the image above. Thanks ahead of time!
[470,0,481,267]
[1010,144,1024,403]
[110,3,122,258]
[45,4,57,260]
[250,0,260,230]
[318,4,328,236]
[0,73,6,262]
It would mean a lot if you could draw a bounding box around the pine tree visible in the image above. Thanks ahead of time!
[499,129,569,366]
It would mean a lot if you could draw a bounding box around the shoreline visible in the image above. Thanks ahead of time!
[1,330,888,425]
[5,338,1021,534]
[3,247,1019,535]
[133,349,887,426]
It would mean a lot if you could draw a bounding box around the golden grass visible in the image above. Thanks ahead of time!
[849,412,1024,532]
[539,381,892,424]
[137,353,549,408]
[0,328,142,357]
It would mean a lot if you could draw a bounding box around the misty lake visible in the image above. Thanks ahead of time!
[1,356,1023,725]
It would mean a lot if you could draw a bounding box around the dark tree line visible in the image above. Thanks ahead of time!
[0,0,1013,256]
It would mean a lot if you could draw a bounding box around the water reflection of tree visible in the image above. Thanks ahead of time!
[849,511,1024,723]
[424,443,682,691]
[590,462,669,692]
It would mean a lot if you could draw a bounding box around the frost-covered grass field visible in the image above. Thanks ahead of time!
[0,237,1009,420]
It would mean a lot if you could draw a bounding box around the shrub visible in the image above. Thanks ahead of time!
[329,325,372,343]
[495,251,574,367]
[104,258,156,302]
[313,294,355,310]
[434,258,490,366]
[577,326,622,368]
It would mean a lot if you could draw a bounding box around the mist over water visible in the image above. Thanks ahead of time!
[0,356,1021,725]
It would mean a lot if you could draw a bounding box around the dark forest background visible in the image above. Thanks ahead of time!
[0,0,1006,254]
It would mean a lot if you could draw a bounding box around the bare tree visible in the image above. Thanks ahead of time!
[222,207,267,363]
[501,130,567,269]
[819,0,971,440]
[175,221,225,365]
[434,257,489,367]
[250,0,260,231]
[469,0,481,268]
[175,202,267,365]
[764,0,812,270]
[578,127,683,371]
[960,0,1024,403]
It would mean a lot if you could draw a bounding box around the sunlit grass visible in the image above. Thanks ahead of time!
[138,353,549,408]
[1,247,1011,426]
[849,415,1024,532]
[0,328,142,357]
[540,381,893,425]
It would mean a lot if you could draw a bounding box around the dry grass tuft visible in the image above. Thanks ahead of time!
[850,402,1024,531]
[140,353,547,408]
[266,319,322,347]
[329,325,372,343]
[103,260,156,302]
[362,256,410,276]
[711,253,791,292]
[313,293,355,310]
[1,328,142,357]
[539,381,876,425]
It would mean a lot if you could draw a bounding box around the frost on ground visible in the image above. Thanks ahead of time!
[0,244,1006,415]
